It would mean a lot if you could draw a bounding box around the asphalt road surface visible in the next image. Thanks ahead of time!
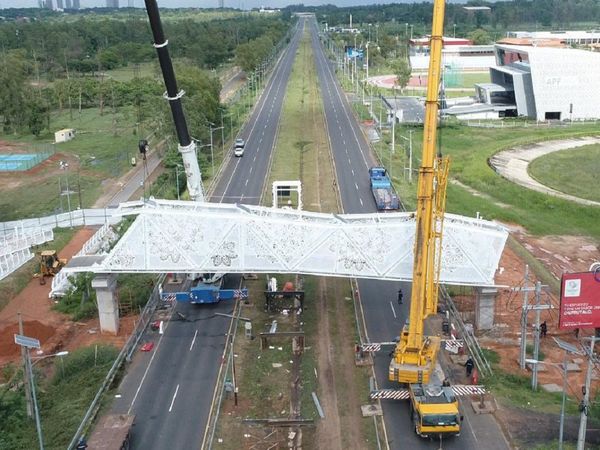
[309,19,509,450]
[110,20,305,449]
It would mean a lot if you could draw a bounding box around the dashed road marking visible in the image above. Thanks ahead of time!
[189,329,198,351]
[168,384,179,412]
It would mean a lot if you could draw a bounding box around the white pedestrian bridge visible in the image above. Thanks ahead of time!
[64,199,508,287]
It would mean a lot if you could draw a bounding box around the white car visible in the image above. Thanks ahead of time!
[234,138,245,157]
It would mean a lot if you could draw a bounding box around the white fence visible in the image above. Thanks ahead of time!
[0,227,54,281]
[0,248,34,281]
[0,227,54,257]
[0,208,121,237]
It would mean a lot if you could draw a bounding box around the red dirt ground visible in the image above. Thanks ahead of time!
[480,228,600,399]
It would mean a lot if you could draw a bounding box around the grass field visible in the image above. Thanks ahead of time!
[529,144,600,203]
[103,62,158,82]
[382,122,600,241]
[0,106,142,221]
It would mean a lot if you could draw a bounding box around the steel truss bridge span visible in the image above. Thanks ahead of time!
[64,200,508,286]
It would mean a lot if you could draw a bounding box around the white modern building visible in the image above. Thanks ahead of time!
[506,31,600,46]
[475,44,600,121]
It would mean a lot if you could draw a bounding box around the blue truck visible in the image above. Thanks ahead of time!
[369,167,400,210]
[163,279,248,304]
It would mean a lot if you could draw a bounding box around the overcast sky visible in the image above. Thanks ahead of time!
[0,0,434,11]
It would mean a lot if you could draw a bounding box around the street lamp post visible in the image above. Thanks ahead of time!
[59,160,73,227]
[26,348,44,450]
[209,124,224,178]
[399,130,414,183]
[453,23,456,38]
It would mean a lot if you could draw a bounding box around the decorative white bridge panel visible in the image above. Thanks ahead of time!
[64,200,508,286]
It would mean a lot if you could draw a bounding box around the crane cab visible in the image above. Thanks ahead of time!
[409,384,461,438]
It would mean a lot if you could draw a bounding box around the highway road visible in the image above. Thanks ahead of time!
[309,20,510,450]
[109,20,305,449]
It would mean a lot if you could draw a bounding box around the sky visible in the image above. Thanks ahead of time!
[0,0,441,11]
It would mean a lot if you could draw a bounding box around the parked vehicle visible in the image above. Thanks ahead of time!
[163,278,248,304]
[85,414,135,450]
[369,167,400,210]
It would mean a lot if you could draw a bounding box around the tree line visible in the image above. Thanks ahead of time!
[0,13,291,137]
[286,0,600,33]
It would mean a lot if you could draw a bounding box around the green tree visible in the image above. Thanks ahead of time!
[97,49,122,70]
[392,58,412,92]
[0,50,30,133]
[468,28,492,45]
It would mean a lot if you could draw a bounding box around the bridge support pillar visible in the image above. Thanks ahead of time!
[92,273,119,335]
[475,287,497,331]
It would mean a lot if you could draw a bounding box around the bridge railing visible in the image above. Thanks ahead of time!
[50,223,119,297]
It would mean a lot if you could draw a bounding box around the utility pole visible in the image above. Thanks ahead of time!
[518,265,530,369]
[577,336,596,450]
[408,129,413,183]
[18,313,33,418]
[532,281,543,390]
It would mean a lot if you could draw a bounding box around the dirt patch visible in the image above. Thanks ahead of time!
[0,147,78,191]
[314,278,343,450]
[514,232,599,279]
[0,320,56,360]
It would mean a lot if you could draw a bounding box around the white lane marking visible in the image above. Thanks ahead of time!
[245,179,249,186]
[355,182,359,190]
[128,307,175,414]
[389,302,397,319]
[359,198,364,206]
[351,169,354,176]
[189,329,198,351]
[169,384,180,412]
[249,166,253,173]
[348,158,351,165]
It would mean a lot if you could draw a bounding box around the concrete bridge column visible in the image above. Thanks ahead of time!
[92,274,119,335]
[475,287,498,331]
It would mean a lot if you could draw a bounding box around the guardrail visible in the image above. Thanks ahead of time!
[67,273,166,450]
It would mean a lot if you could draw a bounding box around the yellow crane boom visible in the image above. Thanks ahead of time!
[389,0,450,385]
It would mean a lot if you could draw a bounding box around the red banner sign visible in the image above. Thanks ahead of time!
[559,271,600,329]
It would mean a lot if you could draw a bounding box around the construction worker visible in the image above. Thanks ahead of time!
[540,321,548,338]
[465,357,474,377]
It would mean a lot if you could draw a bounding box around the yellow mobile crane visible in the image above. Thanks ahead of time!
[388,0,459,438]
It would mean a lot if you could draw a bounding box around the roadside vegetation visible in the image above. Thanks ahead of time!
[0,345,119,450]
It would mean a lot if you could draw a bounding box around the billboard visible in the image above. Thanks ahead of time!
[559,271,600,329]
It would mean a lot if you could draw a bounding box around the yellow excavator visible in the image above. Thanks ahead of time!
[387,0,460,438]
[36,250,67,285]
